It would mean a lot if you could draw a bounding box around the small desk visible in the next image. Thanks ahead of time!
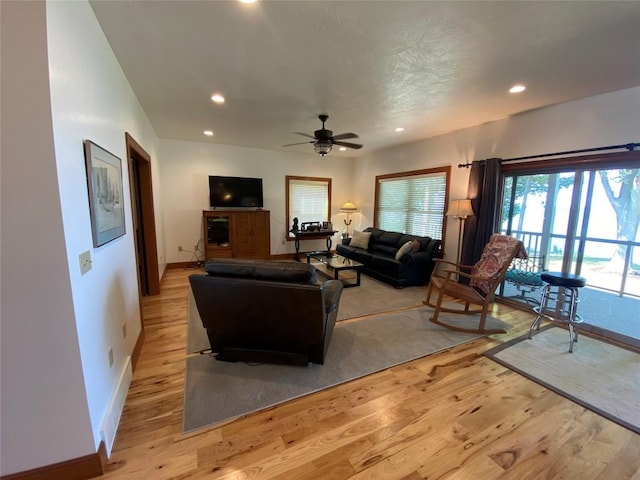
[289,230,337,261]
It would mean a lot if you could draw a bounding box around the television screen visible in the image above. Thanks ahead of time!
[209,176,263,208]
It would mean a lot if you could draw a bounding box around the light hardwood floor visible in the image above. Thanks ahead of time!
[102,267,640,480]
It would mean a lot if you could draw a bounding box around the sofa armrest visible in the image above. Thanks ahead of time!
[322,280,344,314]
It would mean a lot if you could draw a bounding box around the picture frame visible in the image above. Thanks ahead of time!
[83,140,126,247]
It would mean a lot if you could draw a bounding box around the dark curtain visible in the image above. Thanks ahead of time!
[460,158,502,266]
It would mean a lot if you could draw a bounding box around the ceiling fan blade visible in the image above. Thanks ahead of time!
[293,132,317,139]
[282,141,314,147]
[332,132,359,141]
[333,141,363,149]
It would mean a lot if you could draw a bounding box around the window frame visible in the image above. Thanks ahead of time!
[285,175,332,240]
[374,166,450,240]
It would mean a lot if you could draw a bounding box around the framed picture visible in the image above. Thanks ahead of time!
[84,140,126,247]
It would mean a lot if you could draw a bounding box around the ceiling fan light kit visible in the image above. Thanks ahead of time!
[314,139,333,156]
[283,114,363,156]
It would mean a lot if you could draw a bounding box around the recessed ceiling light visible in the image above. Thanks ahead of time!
[239,0,258,3]
[203,130,214,136]
[210,94,225,104]
[509,84,526,93]
[394,127,405,132]
[339,147,347,151]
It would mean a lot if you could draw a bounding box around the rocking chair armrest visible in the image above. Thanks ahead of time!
[433,259,473,271]
[441,268,475,280]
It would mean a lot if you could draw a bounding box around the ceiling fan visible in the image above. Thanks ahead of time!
[283,114,363,156]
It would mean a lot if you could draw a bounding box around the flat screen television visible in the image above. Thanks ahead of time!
[209,175,263,208]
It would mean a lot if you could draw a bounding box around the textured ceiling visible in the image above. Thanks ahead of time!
[89,1,640,157]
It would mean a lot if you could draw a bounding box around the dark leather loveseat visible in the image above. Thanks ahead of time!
[189,258,343,365]
[336,227,442,288]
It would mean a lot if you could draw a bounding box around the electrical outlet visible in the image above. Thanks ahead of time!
[122,322,127,338]
[108,348,114,368]
[178,246,183,251]
[79,250,92,275]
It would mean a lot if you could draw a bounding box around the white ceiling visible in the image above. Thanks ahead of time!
[89,1,640,158]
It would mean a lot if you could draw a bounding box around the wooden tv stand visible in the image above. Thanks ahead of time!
[203,210,270,260]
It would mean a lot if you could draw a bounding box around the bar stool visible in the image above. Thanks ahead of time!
[529,272,587,352]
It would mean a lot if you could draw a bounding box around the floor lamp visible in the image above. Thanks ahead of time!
[446,199,475,263]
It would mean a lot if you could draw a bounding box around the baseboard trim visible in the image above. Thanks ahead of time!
[166,261,202,269]
[166,256,298,268]
[1,442,106,480]
[131,325,145,371]
[269,253,296,260]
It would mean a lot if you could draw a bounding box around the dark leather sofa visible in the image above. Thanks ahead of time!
[189,258,343,365]
[336,227,442,288]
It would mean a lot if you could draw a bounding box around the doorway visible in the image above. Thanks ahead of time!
[126,133,160,296]
[498,150,640,345]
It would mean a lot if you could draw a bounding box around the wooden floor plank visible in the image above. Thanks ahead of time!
[101,267,639,480]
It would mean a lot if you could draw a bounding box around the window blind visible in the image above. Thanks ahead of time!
[289,179,329,225]
[377,172,446,238]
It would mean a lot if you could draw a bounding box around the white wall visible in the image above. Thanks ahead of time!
[354,86,640,261]
[0,1,94,475]
[1,0,162,475]
[46,0,161,451]
[158,139,354,262]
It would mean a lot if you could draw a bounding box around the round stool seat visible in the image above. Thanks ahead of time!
[540,272,586,288]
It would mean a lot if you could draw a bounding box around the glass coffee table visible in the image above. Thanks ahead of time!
[305,251,364,288]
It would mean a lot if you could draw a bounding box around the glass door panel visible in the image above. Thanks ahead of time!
[500,167,640,345]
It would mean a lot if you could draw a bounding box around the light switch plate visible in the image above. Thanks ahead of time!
[79,250,92,275]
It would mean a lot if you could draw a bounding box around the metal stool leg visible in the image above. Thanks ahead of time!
[566,287,581,353]
[528,272,586,352]
[529,284,550,338]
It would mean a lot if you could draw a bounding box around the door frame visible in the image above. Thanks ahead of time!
[501,149,640,294]
[125,132,160,296]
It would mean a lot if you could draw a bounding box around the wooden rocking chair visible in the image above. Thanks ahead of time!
[423,234,527,334]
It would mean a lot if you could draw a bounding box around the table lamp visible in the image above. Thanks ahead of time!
[339,201,358,237]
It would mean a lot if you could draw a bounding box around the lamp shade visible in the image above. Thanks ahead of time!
[446,199,474,218]
[339,201,358,212]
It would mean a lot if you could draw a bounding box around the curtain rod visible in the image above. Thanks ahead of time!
[457,142,639,168]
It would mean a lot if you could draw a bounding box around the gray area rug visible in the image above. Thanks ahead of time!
[333,274,427,321]
[183,306,511,433]
[187,274,427,354]
[485,326,640,434]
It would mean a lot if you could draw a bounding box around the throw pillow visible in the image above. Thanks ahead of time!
[350,230,371,250]
[411,239,420,252]
[395,240,414,260]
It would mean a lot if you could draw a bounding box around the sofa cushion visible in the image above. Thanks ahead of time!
[378,231,403,247]
[370,254,406,274]
[205,258,316,284]
[350,249,373,264]
[395,240,414,260]
[350,230,372,249]
[365,227,384,243]
[370,243,397,256]
[336,244,372,264]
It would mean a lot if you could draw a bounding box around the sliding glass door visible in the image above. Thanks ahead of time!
[499,153,640,344]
